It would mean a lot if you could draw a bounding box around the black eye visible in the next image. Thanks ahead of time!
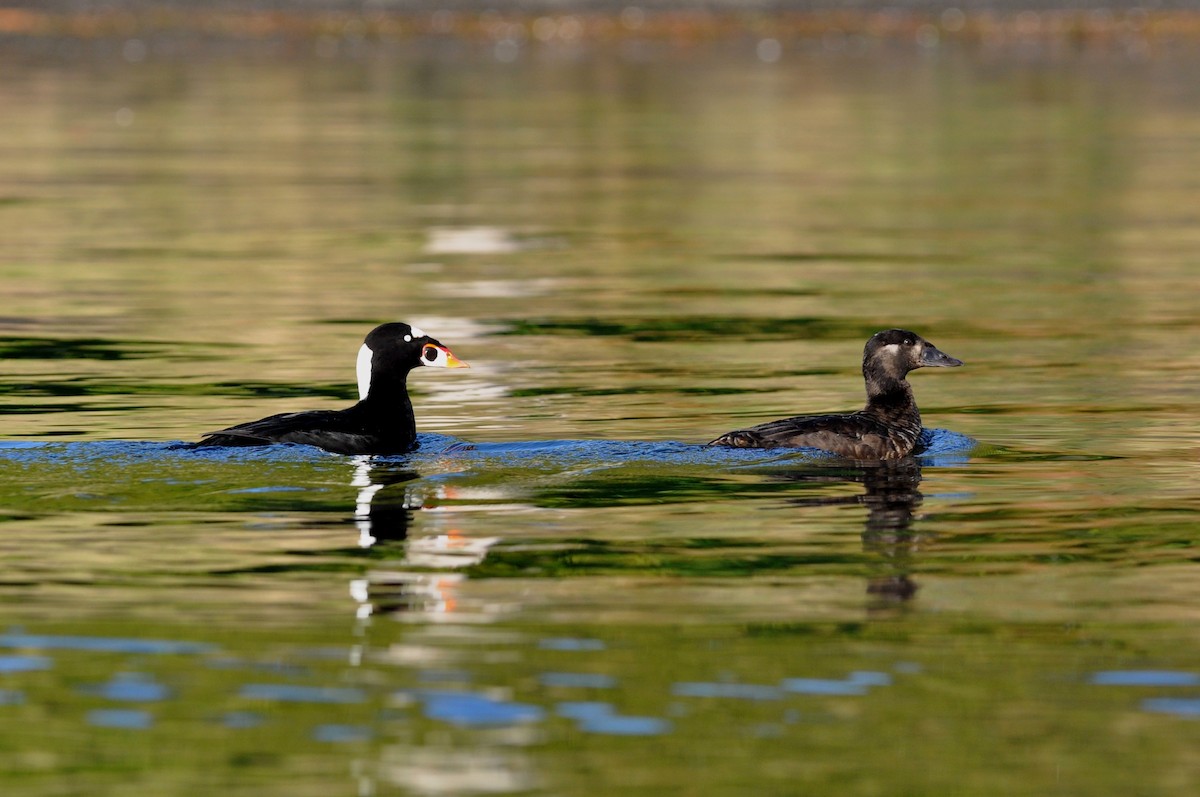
[423,347,437,361]
[904,339,914,346]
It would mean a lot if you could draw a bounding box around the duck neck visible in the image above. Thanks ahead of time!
[357,371,416,431]
[862,365,920,429]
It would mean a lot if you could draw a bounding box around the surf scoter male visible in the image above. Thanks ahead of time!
[194,322,468,455]
[708,329,962,460]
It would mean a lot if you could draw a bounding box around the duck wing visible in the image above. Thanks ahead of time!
[195,410,401,455]
[708,412,895,458]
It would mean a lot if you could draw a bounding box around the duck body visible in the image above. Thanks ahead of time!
[193,402,417,456]
[708,329,961,461]
[194,322,468,456]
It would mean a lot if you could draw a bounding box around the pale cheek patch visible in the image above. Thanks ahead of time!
[880,343,902,356]
[356,343,373,400]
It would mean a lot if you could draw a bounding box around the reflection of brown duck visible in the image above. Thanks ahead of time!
[858,460,924,602]
[709,330,962,460]
[770,459,926,603]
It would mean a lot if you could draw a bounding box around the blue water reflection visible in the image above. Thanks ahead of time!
[84,673,171,702]
[221,711,265,729]
[207,657,308,676]
[780,679,865,695]
[556,702,671,736]
[239,684,367,704]
[227,485,311,494]
[87,709,153,730]
[1142,698,1200,717]
[1090,670,1200,718]
[782,671,893,696]
[580,714,672,736]
[418,669,474,684]
[416,690,545,728]
[555,701,613,721]
[539,638,606,652]
[1090,671,1200,687]
[539,672,618,689]
[0,632,214,656]
[313,724,374,743]
[0,654,51,673]
[671,682,783,701]
[0,428,976,471]
[0,689,25,705]
[846,671,894,687]
[422,428,974,468]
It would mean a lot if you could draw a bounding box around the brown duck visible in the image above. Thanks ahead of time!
[708,329,962,460]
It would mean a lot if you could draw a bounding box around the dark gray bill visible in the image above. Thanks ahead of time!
[921,344,963,368]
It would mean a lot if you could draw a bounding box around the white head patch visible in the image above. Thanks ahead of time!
[409,325,426,339]
[356,343,373,401]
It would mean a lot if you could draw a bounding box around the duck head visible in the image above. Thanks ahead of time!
[863,329,962,383]
[357,322,469,402]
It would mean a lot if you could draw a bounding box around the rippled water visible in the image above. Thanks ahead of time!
[3,38,1200,796]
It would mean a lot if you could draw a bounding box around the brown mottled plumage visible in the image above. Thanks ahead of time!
[708,329,962,460]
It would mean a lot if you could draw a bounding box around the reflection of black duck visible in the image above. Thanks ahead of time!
[194,323,468,455]
[353,460,421,547]
[708,329,962,460]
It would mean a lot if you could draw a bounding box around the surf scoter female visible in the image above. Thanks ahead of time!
[708,329,962,460]
[194,322,468,455]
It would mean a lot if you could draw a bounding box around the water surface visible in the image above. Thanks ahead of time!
[2,38,1200,796]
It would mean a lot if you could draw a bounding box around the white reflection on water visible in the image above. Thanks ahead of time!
[349,457,501,623]
[429,278,563,299]
[406,317,499,341]
[379,744,539,795]
[419,378,511,407]
[403,532,501,570]
[424,226,522,255]
[347,451,541,796]
[404,317,511,407]
[352,456,388,548]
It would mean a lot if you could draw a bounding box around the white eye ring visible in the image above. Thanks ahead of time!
[421,344,449,367]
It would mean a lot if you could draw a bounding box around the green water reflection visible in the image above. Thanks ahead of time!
[2,38,1200,797]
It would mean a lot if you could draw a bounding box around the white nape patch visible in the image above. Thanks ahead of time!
[409,325,427,339]
[403,334,412,342]
[356,343,373,401]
